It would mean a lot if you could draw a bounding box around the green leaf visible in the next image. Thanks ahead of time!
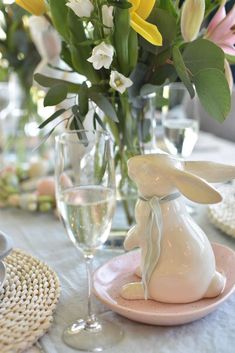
[34,73,81,93]
[94,112,106,131]
[154,47,172,67]
[183,39,225,75]
[145,8,177,54]
[89,92,119,123]
[149,64,177,86]
[34,119,66,151]
[205,0,221,19]
[79,83,89,117]
[93,113,97,130]
[157,0,178,18]
[114,7,131,76]
[128,29,138,71]
[44,84,68,107]
[193,68,231,123]
[226,54,235,64]
[38,109,66,129]
[70,115,89,146]
[49,0,69,41]
[173,46,195,98]
[61,42,75,71]
[67,10,99,83]
[108,0,132,9]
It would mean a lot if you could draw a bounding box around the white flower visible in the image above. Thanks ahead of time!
[87,42,114,70]
[109,71,133,94]
[66,0,94,18]
[102,5,114,34]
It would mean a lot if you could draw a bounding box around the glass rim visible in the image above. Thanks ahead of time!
[55,129,112,144]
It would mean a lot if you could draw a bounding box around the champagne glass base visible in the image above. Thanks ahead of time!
[63,314,124,352]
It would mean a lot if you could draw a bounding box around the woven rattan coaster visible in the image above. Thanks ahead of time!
[208,183,235,239]
[0,249,60,353]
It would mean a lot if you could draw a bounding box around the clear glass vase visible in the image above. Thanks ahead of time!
[106,94,159,246]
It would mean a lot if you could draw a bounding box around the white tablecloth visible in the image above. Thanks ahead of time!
[1,132,235,353]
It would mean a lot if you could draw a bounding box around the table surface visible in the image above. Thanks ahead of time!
[1,132,235,353]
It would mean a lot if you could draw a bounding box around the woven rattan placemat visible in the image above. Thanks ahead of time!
[209,183,235,238]
[0,249,60,353]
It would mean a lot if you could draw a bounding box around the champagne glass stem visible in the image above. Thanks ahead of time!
[84,255,100,330]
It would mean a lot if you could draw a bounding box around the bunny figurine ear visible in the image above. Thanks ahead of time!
[170,169,222,204]
[184,161,235,183]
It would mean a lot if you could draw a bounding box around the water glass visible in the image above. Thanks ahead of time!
[162,84,200,158]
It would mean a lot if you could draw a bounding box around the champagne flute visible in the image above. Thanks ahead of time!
[162,83,200,158]
[55,130,123,351]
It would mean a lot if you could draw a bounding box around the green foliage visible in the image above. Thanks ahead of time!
[89,92,119,123]
[79,83,89,117]
[149,64,177,86]
[34,73,81,93]
[166,37,232,122]
[108,0,132,9]
[38,109,67,129]
[0,3,40,114]
[49,0,69,41]
[143,9,177,55]
[60,42,75,70]
[226,54,235,64]
[193,69,231,123]
[44,84,68,107]
[155,0,179,19]
[114,7,131,76]
[67,10,100,83]
[205,0,221,19]
[183,39,225,75]
[173,46,195,98]
[8,0,234,144]
[128,29,138,71]
[93,112,107,130]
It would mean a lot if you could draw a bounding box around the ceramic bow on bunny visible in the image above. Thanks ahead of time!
[121,154,235,304]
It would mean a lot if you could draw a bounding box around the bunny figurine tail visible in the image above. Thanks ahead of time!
[204,271,226,298]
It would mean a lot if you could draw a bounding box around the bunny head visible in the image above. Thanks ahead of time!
[127,154,235,204]
[128,154,182,199]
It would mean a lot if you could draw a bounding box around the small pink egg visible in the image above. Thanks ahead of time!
[0,165,16,177]
[37,177,55,198]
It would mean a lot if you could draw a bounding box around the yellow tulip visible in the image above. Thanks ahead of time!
[129,0,162,46]
[15,0,47,16]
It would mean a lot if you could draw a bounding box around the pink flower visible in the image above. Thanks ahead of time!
[205,0,235,56]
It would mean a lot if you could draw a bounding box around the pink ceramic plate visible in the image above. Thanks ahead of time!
[93,243,235,326]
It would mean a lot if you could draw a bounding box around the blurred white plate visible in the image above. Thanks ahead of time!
[0,261,6,291]
[0,232,12,261]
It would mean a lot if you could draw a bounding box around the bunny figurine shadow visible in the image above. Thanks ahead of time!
[121,154,235,304]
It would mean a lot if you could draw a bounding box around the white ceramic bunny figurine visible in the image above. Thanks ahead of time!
[121,154,235,304]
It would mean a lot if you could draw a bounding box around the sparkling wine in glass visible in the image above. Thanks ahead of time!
[162,84,200,158]
[55,130,123,351]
